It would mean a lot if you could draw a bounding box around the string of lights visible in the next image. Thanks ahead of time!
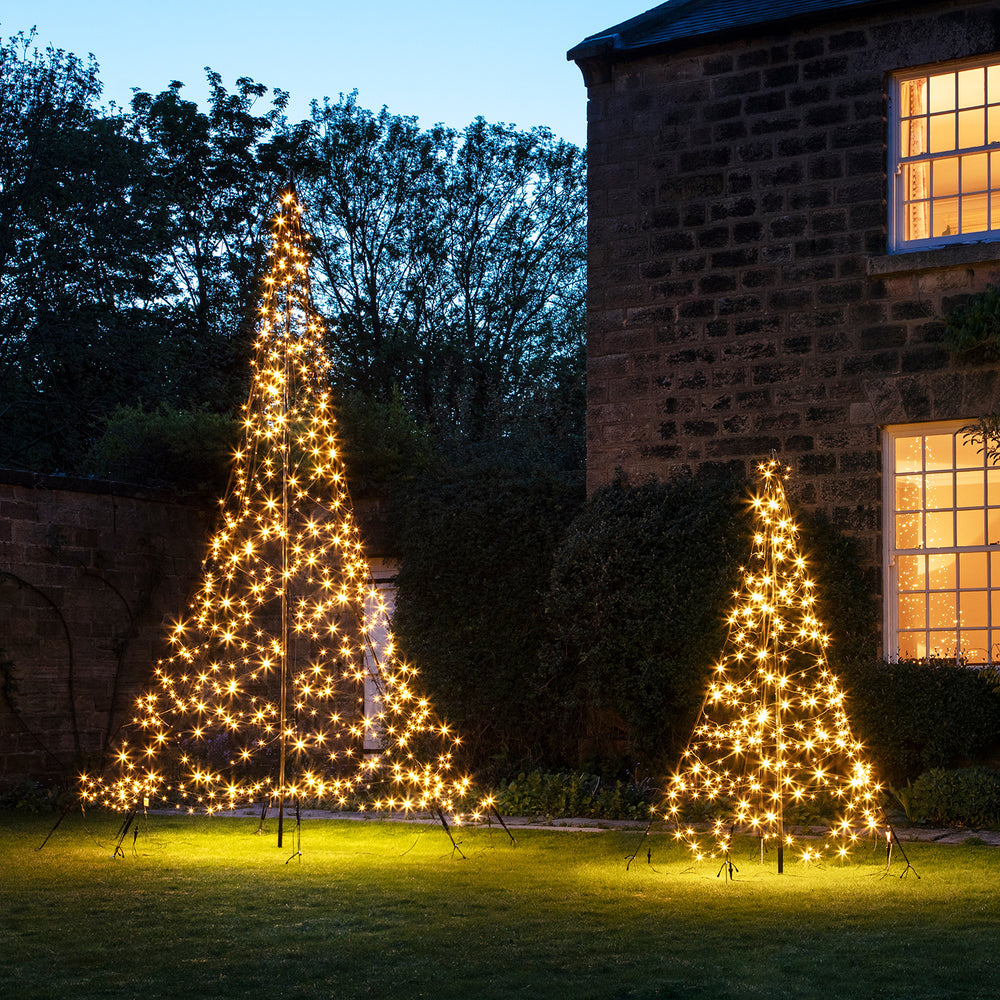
[80,187,490,836]
[663,459,886,871]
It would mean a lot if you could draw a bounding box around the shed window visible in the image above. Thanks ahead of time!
[891,57,1000,251]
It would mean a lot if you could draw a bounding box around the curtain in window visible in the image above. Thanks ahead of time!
[902,79,929,240]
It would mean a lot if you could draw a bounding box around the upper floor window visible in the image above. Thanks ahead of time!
[884,421,1000,664]
[890,56,1000,251]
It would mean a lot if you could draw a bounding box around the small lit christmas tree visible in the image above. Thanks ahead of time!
[663,459,889,873]
[81,187,486,845]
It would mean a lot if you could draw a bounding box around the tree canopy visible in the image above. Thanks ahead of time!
[0,32,586,483]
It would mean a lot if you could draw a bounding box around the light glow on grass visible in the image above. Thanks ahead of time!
[2,812,998,1000]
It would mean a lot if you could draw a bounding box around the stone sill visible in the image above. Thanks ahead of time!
[869,241,1000,277]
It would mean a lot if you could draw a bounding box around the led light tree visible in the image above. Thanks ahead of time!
[663,459,888,873]
[81,187,483,847]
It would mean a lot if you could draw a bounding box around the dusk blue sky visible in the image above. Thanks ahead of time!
[13,2,646,147]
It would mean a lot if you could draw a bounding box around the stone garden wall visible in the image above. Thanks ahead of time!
[0,470,211,786]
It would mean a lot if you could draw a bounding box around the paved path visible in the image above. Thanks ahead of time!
[219,807,1000,845]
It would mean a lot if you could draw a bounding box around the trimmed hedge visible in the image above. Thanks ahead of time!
[541,469,747,770]
[391,465,584,777]
[898,767,1000,828]
[840,660,1000,786]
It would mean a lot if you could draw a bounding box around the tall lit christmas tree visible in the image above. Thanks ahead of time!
[80,187,483,845]
[663,459,888,873]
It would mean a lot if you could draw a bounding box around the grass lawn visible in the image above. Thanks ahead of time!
[1,811,998,999]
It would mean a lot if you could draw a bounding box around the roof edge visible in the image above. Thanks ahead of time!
[567,0,914,65]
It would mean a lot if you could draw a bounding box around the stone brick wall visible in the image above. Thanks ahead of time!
[0,471,396,788]
[0,471,211,786]
[578,0,1000,573]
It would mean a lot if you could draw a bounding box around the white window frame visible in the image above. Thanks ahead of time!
[883,420,1000,664]
[889,54,1000,252]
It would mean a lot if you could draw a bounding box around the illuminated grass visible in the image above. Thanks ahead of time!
[1,812,999,999]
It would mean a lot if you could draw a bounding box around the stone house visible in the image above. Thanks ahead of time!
[569,0,1000,664]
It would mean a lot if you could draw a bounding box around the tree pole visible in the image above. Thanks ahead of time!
[277,269,291,849]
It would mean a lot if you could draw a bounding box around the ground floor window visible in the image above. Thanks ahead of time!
[884,420,1000,663]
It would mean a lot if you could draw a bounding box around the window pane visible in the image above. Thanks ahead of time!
[959,551,988,587]
[925,434,954,470]
[959,589,988,625]
[895,435,923,473]
[959,108,985,148]
[932,196,960,236]
[955,470,984,507]
[962,193,989,233]
[928,552,956,589]
[930,112,956,153]
[989,106,1000,145]
[898,592,926,629]
[925,472,953,509]
[989,64,1000,104]
[956,432,984,468]
[960,630,988,663]
[902,118,927,156]
[989,469,1000,506]
[896,512,922,549]
[907,200,930,241]
[896,474,923,510]
[929,591,956,628]
[958,68,985,108]
[926,510,954,547]
[929,631,957,657]
[904,162,929,201]
[932,157,959,196]
[898,632,926,660]
[898,553,926,590]
[957,508,985,546]
[988,507,1000,545]
[992,587,1000,623]
[930,72,956,112]
[963,152,990,191]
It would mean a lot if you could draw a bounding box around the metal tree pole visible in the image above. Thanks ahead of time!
[277,277,292,849]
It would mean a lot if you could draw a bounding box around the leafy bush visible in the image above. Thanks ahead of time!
[899,767,1000,828]
[0,781,68,813]
[391,465,584,776]
[798,509,880,669]
[840,660,1000,785]
[83,404,237,496]
[495,770,654,821]
[541,469,747,771]
[334,389,434,491]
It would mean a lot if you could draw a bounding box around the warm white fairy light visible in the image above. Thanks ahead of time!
[80,188,484,826]
[663,459,885,868]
